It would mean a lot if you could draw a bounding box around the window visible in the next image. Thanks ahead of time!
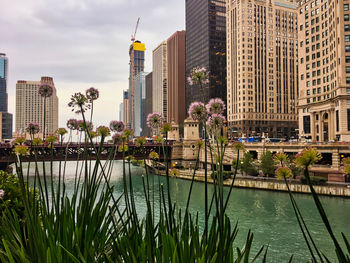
[345,14,350,21]
[346,25,350,32]
[347,88,350,93]
[345,4,349,11]
[346,56,350,63]
[346,35,350,42]
[336,110,339,132]
[303,116,311,133]
[348,109,350,131]
[307,89,310,95]
[346,46,350,52]
[347,77,350,84]
[347,66,350,73]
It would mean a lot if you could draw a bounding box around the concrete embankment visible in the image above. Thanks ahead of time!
[152,167,350,197]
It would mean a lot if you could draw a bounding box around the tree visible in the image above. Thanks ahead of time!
[239,152,257,176]
[260,151,276,177]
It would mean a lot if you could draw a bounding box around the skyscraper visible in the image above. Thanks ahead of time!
[123,90,129,125]
[167,31,186,125]
[145,72,153,136]
[119,102,124,122]
[0,53,13,141]
[298,0,350,142]
[226,0,298,138]
[185,0,226,110]
[16,77,58,137]
[134,72,148,136]
[152,41,168,120]
[128,41,145,130]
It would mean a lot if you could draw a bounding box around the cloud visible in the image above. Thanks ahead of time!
[1,0,185,129]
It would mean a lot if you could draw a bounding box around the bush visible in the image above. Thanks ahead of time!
[260,151,276,177]
[211,171,233,180]
[131,159,144,167]
[239,152,259,176]
[300,176,327,185]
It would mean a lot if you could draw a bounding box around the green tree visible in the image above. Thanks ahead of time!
[260,151,276,177]
[240,152,257,176]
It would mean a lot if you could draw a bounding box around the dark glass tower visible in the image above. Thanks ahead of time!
[185,0,226,110]
[0,53,12,140]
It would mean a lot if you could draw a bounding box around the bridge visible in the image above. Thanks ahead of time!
[0,142,173,171]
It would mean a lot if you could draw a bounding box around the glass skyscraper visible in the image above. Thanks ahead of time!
[134,72,148,137]
[0,53,12,141]
[185,0,227,110]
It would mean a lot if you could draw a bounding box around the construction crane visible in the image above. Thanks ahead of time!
[130,17,140,131]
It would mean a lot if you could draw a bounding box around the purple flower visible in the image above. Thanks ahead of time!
[67,119,79,130]
[26,122,40,135]
[188,67,210,86]
[206,114,226,130]
[112,133,122,144]
[68,92,90,114]
[86,87,99,101]
[206,98,225,114]
[110,120,125,133]
[78,120,93,131]
[147,113,163,129]
[188,102,207,121]
[38,84,53,98]
[0,189,5,199]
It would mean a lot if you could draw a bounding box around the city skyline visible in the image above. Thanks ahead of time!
[1,0,185,130]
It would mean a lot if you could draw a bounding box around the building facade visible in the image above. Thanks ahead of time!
[298,0,350,142]
[226,0,298,138]
[145,72,153,136]
[152,41,168,120]
[119,102,124,122]
[167,31,187,125]
[0,53,12,141]
[134,72,148,136]
[128,41,145,129]
[16,77,58,137]
[123,90,129,125]
[185,0,227,110]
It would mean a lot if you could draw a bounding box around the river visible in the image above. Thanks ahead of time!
[20,160,350,262]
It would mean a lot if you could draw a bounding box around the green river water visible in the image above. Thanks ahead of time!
[21,161,350,262]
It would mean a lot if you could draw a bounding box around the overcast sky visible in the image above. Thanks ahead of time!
[1,0,185,129]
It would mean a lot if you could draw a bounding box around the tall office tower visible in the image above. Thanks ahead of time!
[226,0,298,138]
[119,102,124,122]
[16,77,58,137]
[167,31,186,125]
[185,0,226,111]
[298,0,350,142]
[128,41,145,129]
[123,90,129,125]
[0,53,13,141]
[145,72,153,136]
[152,41,168,120]
[134,72,148,136]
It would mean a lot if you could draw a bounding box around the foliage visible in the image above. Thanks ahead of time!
[240,152,258,176]
[300,176,327,185]
[211,171,233,180]
[260,151,276,177]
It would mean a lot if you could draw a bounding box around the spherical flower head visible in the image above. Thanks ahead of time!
[13,137,26,145]
[97,126,110,137]
[110,120,125,133]
[218,136,228,146]
[188,102,207,121]
[135,136,146,147]
[343,157,350,165]
[32,138,43,146]
[294,148,322,167]
[56,128,67,136]
[233,142,245,152]
[275,166,293,180]
[161,123,172,134]
[0,189,4,199]
[38,84,53,98]
[118,144,128,153]
[149,151,159,160]
[79,120,93,131]
[344,165,350,175]
[196,139,204,148]
[67,119,79,130]
[126,155,135,162]
[206,98,226,114]
[206,114,225,131]
[89,131,97,139]
[155,136,164,144]
[26,122,40,135]
[274,152,289,165]
[13,145,29,156]
[46,135,58,144]
[188,67,209,86]
[147,113,163,129]
[86,87,99,101]
[122,129,134,139]
[68,92,90,114]
[170,168,179,177]
[112,133,122,144]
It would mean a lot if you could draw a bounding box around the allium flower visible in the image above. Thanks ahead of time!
[206,98,225,114]
[188,67,209,86]
[13,137,26,145]
[274,152,289,165]
[233,142,245,151]
[343,157,350,165]
[196,140,204,148]
[170,168,179,177]
[86,87,99,101]
[112,133,122,144]
[56,128,67,136]
[118,144,128,152]
[275,166,293,180]
[38,84,53,98]
[26,122,40,135]
[110,121,125,133]
[206,114,225,130]
[149,151,159,160]
[122,129,134,139]
[97,126,111,137]
[147,113,163,129]
[294,148,322,167]
[78,120,93,131]
[68,92,90,114]
[161,123,172,134]
[32,138,43,146]
[135,137,146,147]
[89,131,97,139]
[0,189,5,199]
[188,102,207,121]
[67,119,79,130]
[155,136,164,144]
[46,135,58,144]
[13,145,29,156]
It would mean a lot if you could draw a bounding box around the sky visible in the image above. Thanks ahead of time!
[1,0,185,129]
